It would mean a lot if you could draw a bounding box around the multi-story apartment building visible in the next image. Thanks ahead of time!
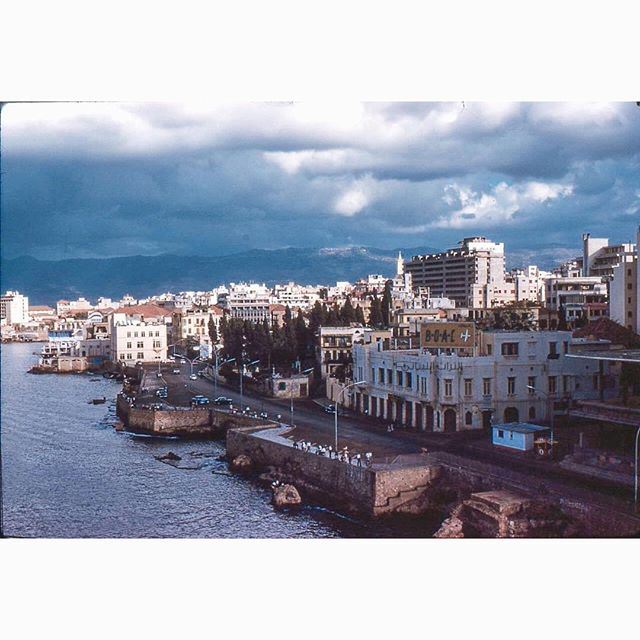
[405,237,513,309]
[582,233,636,280]
[510,265,550,303]
[350,330,617,432]
[271,282,320,310]
[109,313,168,363]
[173,305,224,346]
[317,326,391,378]
[1,290,30,325]
[609,227,639,332]
[544,275,608,324]
[218,283,272,323]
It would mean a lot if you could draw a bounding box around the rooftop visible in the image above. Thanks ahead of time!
[493,423,550,434]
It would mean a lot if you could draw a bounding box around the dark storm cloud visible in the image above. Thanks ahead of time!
[1,102,639,261]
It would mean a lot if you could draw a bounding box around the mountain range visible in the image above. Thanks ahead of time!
[1,243,575,305]
[1,246,436,305]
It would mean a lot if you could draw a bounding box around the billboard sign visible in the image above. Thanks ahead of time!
[419,322,475,349]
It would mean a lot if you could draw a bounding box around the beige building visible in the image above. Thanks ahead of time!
[173,306,223,346]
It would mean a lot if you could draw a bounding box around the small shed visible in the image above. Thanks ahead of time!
[492,422,549,452]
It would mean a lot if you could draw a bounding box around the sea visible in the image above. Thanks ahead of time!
[1,342,439,538]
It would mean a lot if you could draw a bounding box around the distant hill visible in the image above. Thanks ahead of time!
[1,246,438,305]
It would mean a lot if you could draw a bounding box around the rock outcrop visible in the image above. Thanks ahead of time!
[272,484,302,508]
[230,454,253,473]
[434,490,580,538]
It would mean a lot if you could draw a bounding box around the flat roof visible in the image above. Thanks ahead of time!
[493,422,549,434]
[567,350,640,363]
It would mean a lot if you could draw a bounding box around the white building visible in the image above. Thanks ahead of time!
[511,265,550,304]
[545,275,608,323]
[173,305,224,346]
[1,291,30,325]
[609,227,640,332]
[271,282,320,310]
[350,330,617,432]
[219,283,272,323]
[110,314,168,364]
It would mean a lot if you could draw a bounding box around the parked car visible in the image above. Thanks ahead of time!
[191,395,210,406]
[189,373,198,380]
[324,404,346,415]
[213,397,233,405]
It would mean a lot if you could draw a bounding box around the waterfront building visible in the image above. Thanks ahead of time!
[404,237,514,309]
[28,305,57,323]
[349,329,617,432]
[1,290,30,326]
[109,309,169,363]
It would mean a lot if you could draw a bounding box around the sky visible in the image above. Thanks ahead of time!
[1,101,639,263]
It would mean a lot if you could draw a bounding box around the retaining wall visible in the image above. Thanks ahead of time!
[226,425,442,516]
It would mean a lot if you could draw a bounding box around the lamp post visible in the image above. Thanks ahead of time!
[334,380,366,451]
[527,384,554,455]
[214,353,235,399]
[240,359,260,410]
[290,367,314,427]
[634,425,639,512]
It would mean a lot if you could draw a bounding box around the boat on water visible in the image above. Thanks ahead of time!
[88,397,107,405]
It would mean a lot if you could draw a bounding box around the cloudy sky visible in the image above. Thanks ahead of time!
[2,101,639,262]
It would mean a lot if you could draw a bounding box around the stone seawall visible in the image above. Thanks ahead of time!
[226,425,442,517]
[116,394,270,438]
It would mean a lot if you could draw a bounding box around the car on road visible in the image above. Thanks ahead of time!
[213,396,233,405]
[191,395,210,406]
[156,372,163,378]
[324,404,347,415]
[189,373,198,380]
[172,368,181,374]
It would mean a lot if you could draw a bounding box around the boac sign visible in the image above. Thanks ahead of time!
[419,322,476,349]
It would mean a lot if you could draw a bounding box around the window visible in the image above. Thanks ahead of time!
[420,377,427,394]
[126,331,131,338]
[548,342,558,358]
[501,342,519,356]
[397,370,403,386]
[153,340,161,348]
[386,369,392,384]
[486,343,492,355]
[497,429,504,439]
[444,379,452,396]
[507,377,516,395]
[563,375,570,393]
[405,372,412,389]
[548,376,557,394]
[134,332,138,338]
[465,411,472,425]
[141,332,145,337]
[464,378,472,396]
[156,331,160,337]
[126,353,133,360]
[278,382,286,391]
[137,341,144,348]
[483,378,492,396]
[378,368,385,384]
[137,352,144,360]
[119,353,126,360]
[126,341,132,349]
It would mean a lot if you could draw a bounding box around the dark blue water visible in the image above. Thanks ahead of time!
[1,342,438,538]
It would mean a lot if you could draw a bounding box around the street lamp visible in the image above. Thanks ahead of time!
[527,384,555,455]
[334,380,366,451]
[634,425,640,512]
[290,367,314,427]
[213,353,235,399]
[240,359,260,409]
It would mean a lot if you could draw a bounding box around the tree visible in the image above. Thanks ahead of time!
[381,280,393,327]
[369,293,383,327]
[208,316,219,347]
[354,304,366,325]
[340,296,356,324]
